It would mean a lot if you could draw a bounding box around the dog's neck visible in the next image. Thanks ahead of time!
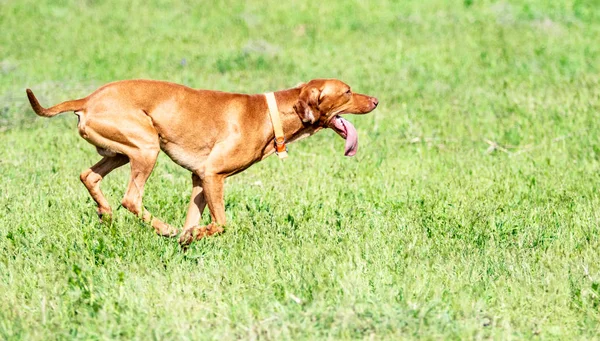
[272,88,323,145]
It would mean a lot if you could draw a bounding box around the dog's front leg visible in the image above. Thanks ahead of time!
[202,175,226,226]
[183,173,206,229]
[179,174,225,246]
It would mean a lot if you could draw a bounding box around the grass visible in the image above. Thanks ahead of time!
[1,0,600,339]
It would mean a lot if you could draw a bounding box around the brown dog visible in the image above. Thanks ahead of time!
[26,79,378,245]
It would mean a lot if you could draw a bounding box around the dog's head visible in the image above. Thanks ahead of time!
[293,79,378,156]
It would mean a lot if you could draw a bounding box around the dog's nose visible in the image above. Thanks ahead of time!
[371,97,379,107]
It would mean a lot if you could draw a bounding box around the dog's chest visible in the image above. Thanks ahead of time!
[160,142,209,172]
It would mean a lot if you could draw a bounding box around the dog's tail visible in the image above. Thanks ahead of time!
[26,89,87,117]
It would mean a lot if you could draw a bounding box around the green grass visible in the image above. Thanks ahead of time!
[1,0,600,339]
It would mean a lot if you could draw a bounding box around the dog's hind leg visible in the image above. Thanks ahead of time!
[120,147,178,237]
[80,154,129,220]
[80,108,178,237]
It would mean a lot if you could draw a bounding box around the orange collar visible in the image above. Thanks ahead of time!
[264,92,288,159]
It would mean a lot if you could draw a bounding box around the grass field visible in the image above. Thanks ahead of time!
[1,0,600,339]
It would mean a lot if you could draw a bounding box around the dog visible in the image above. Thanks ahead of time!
[26,79,378,246]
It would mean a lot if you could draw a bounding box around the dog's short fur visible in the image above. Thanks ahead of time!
[26,79,378,245]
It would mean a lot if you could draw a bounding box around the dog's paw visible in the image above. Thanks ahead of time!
[97,209,113,224]
[178,226,201,247]
[178,224,224,247]
[206,223,224,236]
[152,220,179,237]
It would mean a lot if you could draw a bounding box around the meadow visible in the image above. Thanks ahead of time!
[1,0,600,339]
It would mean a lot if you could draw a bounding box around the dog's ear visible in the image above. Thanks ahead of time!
[294,87,321,124]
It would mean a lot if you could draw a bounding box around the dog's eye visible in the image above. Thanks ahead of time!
[345,89,351,95]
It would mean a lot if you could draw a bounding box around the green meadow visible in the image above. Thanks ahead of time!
[1,0,599,339]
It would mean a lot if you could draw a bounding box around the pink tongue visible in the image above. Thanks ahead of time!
[333,117,358,156]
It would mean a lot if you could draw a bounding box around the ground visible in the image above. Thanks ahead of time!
[1,0,599,339]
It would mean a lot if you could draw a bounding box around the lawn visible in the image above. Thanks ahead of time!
[1,0,600,339]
